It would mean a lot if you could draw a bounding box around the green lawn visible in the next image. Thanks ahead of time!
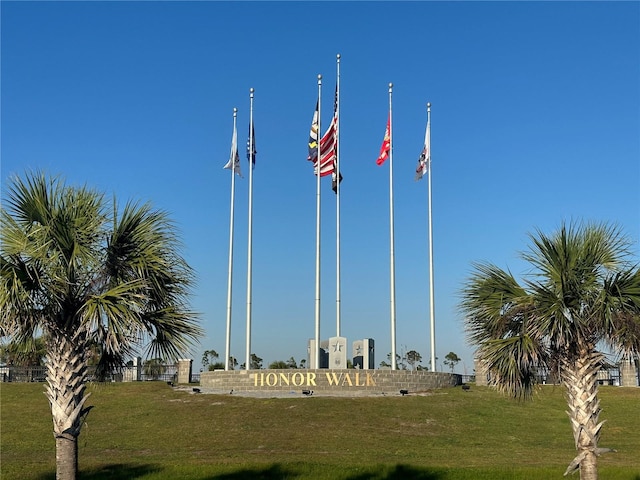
[1,382,639,479]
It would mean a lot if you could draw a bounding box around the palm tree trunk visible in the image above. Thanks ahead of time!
[44,327,92,480]
[55,436,78,480]
[562,347,603,480]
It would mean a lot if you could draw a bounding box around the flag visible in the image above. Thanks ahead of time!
[223,121,241,176]
[307,99,337,177]
[307,101,319,164]
[376,115,391,165]
[331,171,343,194]
[327,86,342,193]
[415,119,430,181]
[308,90,342,188]
[247,121,256,168]
[316,117,336,177]
[318,87,341,182]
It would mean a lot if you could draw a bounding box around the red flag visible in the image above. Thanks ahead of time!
[376,115,390,166]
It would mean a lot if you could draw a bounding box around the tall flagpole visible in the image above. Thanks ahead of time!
[335,54,341,338]
[314,75,322,369]
[427,102,436,372]
[224,108,238,371]
[245,88,255,371]
[388,83,397,371]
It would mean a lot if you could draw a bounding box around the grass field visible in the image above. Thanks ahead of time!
[1,382,639,479]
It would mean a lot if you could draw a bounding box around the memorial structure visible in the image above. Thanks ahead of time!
[200,336,460,395]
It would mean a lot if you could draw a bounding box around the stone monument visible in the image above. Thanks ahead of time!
[308,339,329,369]
[328,336,347,369]
[352,338,375,369]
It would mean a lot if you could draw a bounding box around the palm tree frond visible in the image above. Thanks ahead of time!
[460,262,528,344]
[481,335,545,399]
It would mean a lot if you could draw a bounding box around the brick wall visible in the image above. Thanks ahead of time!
[200,369,461,395]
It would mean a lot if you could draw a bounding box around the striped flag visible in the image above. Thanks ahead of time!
[318,87,341,185]
[316,117,336,177]
[415,119,430,181]
[308,90,342,190]
[376,115,391,166]
[330,85,343,194]
[223,121,241,176]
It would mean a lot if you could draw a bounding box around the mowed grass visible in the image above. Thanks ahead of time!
[1,382,639,479]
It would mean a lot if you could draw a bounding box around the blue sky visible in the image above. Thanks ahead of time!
[2,1,639,373]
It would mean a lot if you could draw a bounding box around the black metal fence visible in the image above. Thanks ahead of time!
[1,365,47,383]
[1,364,635,386]
[1,364,180,383]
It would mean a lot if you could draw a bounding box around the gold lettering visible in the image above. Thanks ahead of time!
[291,372,304,386]
[366,372,376,386]
[307,372,317,386]
[326,372,341,386]
[266,373,277,386]
[247,370,379,389]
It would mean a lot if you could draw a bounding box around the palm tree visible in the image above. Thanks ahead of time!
[0,336,47,366]
[0,172,202,480]
[460,221,640,480]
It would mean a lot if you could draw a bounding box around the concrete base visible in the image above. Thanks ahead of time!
[474,357,489,386]
[177,358,193,384]
[620,357,639,387]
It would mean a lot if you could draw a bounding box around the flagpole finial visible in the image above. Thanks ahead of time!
[337,53,341,60]
[427,102,431,109]
[233,107,237,115]
[388,82,393,91]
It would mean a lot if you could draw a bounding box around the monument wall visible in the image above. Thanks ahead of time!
[200,368,461,395]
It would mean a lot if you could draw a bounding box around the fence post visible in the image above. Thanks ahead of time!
[177,359,193,384]
[135,356,142,381]
[620,355,639,387]
[474,356,488,386]
[125,356,142,382]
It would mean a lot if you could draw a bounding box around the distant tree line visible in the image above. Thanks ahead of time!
[198,350,462,372]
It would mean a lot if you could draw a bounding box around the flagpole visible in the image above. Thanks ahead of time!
[225,107,238,371]
[388,82,397,371]
[426,102,436,372]
[335,54,341,338]
[245,88,255,371]
[314,75,322,369]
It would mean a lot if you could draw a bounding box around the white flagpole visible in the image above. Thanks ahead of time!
[388,83,397,371]
[245,88,255,371]
[426,102,436,372]
[314,75,322,369]
[224,108,238,371]
[335,54,341,338]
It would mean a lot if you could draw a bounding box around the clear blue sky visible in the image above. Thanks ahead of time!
[2,1,639,372]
